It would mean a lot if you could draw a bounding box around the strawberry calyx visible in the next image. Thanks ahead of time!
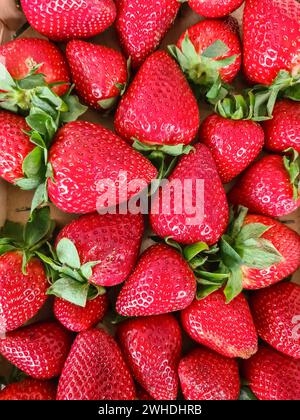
[37,238,106,308]
[168,36,236,103]
[283,148,300,201]
[0,206,55,274]
[239,386,257,400]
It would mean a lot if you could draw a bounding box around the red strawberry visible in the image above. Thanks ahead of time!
[114,51,200,146]
[118,314,182,400]
[0,112,33,184]
[178,347,240,400]
[66,40,128,110]
[116,244,196,317]
[136,387,153,400]
[20,0,116,41]
[150,143,229,245]
[250,282,300,359]
[229,153,300,217]
[243,0,300,85]
[200,114,264,183]
[181,290,258,359]
[115,0,180,68]
[0,38,70,96]
[57,328,136,400]
[0,379,56,400]
[48,121,157,214]
[262,100,300,153]
[0,322,72,380]
[54,294,109,332]
[242,345,300,400]
[189,0,244,18]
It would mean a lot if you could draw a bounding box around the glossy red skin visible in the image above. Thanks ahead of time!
[55,212,144,287]
[179,347,240,400]
[200,114,264,183]
[250,282,300,359]
[241,215,300,289]
[262,100,300,153]
[48,121,157,214]
[242,346,300,400]
[181,291,258,359]
[177,19,242,83]
[0,38,70,96]
[229,155,300,217]
[0,112,33,184]
[66,40,127,110]
[0,379,56,400]
[54,294,109,332]
[57,328,136,400]
[243,0,300,85]
[116,244,196,317]
[115,0,180,68]
[118,315,182,400]
[150,144,229,245]
[136,387,153,400]
[0,252,48,334]
[0,322,72,380]
[189,0,243,18]
[20,0,116,41]
[115,51,200,146]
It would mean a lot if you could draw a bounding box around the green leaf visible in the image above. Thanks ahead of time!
[23,206,53,249]
[22,147,43,178]
[183,242,209,262]
[202,40,229,58]
[283,148,300,200]
[47,277,89,307]
[60,93,87,123]
[224,266,243,302]
[59,265,85,283]
[196,284,222,299]
[98,96,119,110]
[17,72,46,89]
[56,238,81,269]
[236,223,271,243]
[0,63,16,90]
[35,251,62,272]
[0,244,17,255]
[26,113,53,136]
[164,237,183,254]
[31,182,48,212]
[239,387,257,400]
[220,236,243,268]
[15,177,41,190]
[241,238,283,269]
[80,261,99,280]
[88,284,106,300]
[1,221,24,244]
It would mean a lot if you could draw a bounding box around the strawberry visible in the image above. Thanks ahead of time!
[57,328,136,400]
[20,0,117,41]
[115,0,180,68]
[54,294,109,332]
[0,322,72,380]
[262,100,300,153]
[136,387,153,400]
[0,207,55,334]
[243,0,300,86]
[199,114,264,183]
[118,314,182,400]
[150,143,229,245]
[0,38,70,96]
[66,40,128,110]
[116,244,196,317]
[181,290,258,359]
[229,152,300,217]
[178,347,240,400]
[250,282,300,359]
[0,379,56,400]
[188,0,244,18]
[114,51,200,147]
[242,345,300,400]
[48,121,157,214]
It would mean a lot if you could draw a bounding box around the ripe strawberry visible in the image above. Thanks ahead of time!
[243,0,300,85]
[200,114,264,183]
[118,314,182,400]
[48,121,157,214]
[116,244,196,317]
[114,51,199,146]
[115,0,180,68]
[0,38,70,96]
[181,290,258,359]
[20,0,117,41]
[0,322,72,380]
[150,143,229,245]
[188,0,244,18]
[54,294,109,332]
[262,100,300,153]
[242,346,300,400]
[178,347,240,400]
[250,282,300,359]
[66,40,128,110]
[57,328,136,400]
[0,379,56,400]
[136,387,153,400]
[229,153,300,217]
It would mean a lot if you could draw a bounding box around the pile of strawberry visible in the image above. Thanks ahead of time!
[0,0,299,401]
